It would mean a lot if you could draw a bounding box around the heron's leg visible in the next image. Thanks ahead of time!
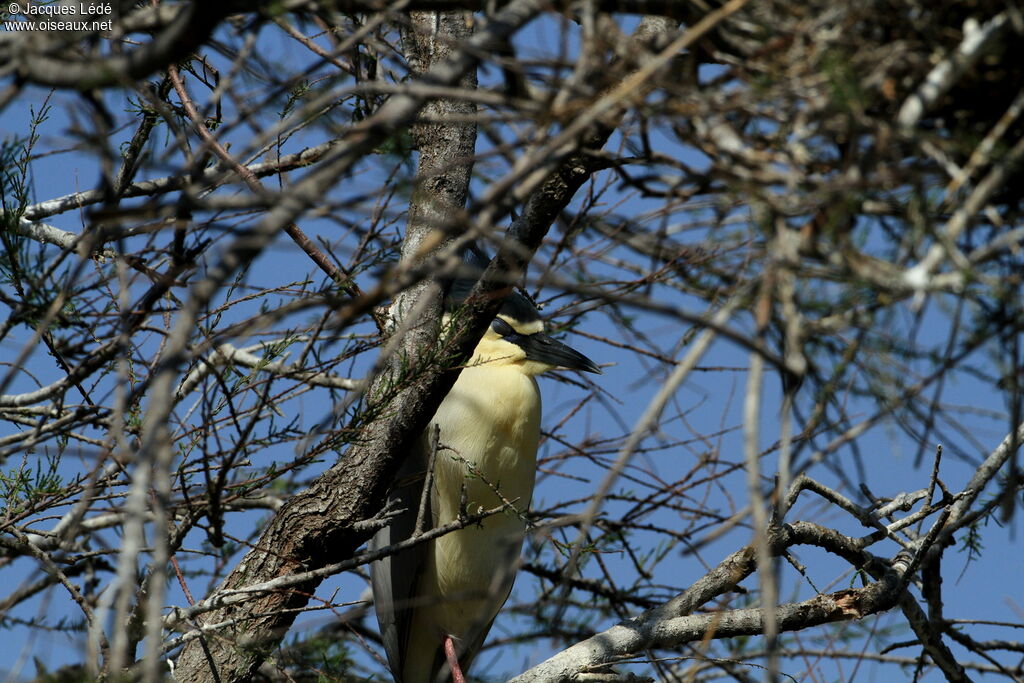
[442,635,467,683]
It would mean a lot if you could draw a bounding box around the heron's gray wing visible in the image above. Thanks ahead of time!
[370,440,431,683]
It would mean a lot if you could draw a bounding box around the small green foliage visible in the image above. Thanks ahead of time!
[274,632,357,681]
[1,453,64,515]
[282,80,312,120]
[31,660,96,683]
[821,48,866,114]
[375,129,415,160]
[957,517,985,565]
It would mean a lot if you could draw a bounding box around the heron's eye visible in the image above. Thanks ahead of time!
[490,318,516,337]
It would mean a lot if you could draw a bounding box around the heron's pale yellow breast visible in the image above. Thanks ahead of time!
[412,361,542,646]
[431,362,541,521]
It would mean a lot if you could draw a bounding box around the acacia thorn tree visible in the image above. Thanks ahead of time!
[1,1,1022,681]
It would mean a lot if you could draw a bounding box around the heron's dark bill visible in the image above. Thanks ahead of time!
[518,332,602,374]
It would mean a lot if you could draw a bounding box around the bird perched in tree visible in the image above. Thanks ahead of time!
[370,247,601,683]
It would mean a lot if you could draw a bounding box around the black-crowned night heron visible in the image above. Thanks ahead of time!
[370,249,601,683]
